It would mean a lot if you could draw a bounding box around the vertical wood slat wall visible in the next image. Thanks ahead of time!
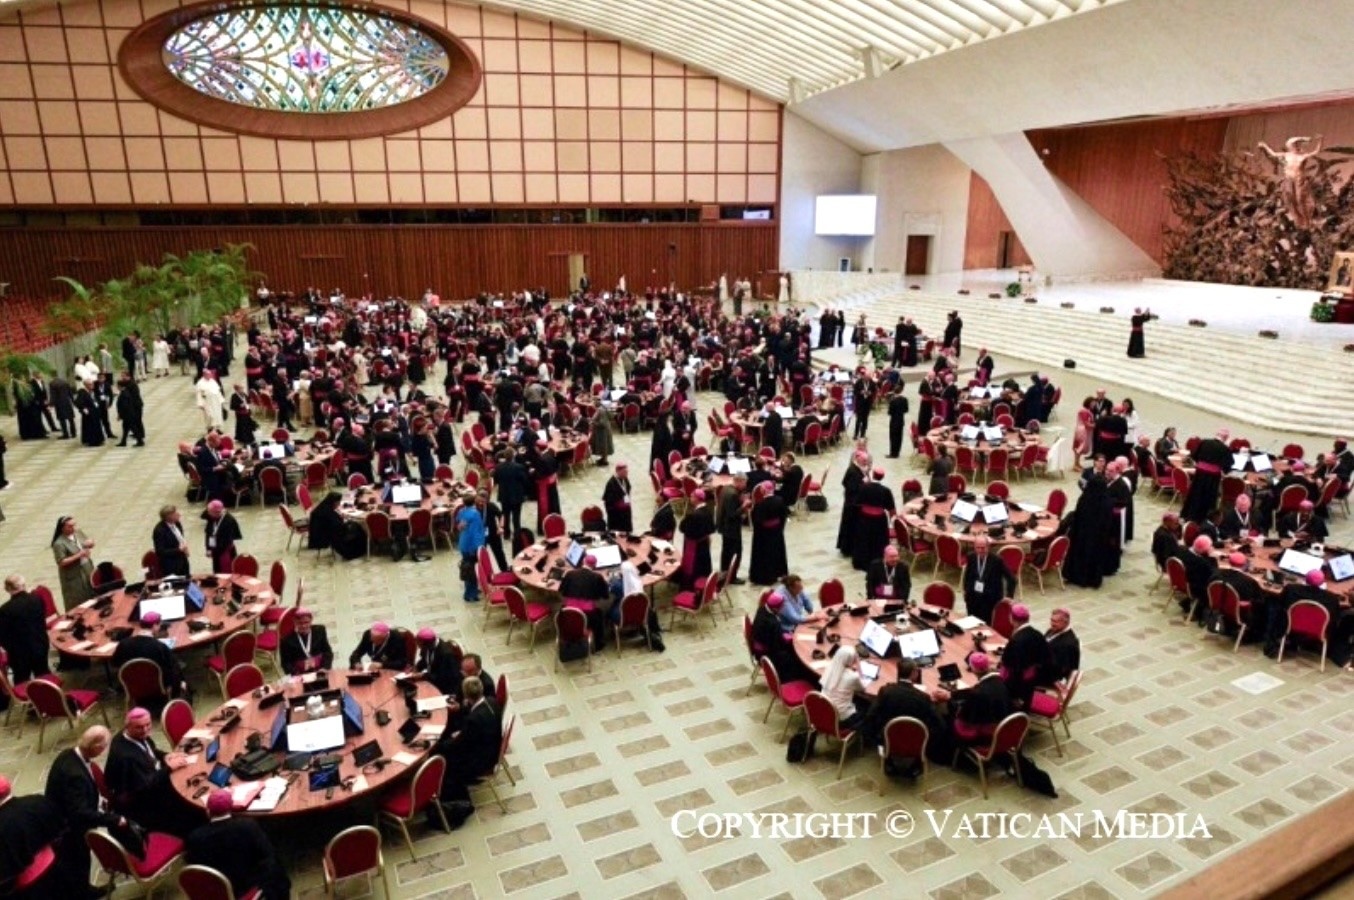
[0,221,778,299]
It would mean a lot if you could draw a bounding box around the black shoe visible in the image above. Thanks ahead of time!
[729,577,746,585]
[117,442,127,447]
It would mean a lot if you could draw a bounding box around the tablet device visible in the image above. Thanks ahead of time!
[938,663,962,682]
[308,767,341,792]
[981,503,1009,525]
[352,740,383,767]
[858,619,893,657]
[207,763,233,788]
[1327,552,1354,582]
[398,719,422,744]
[858,660,881,683]
[565,540,586,568]
[205,737,220,763]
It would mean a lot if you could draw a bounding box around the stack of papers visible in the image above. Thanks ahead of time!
[245,778,288,812]
[231,781,266,810]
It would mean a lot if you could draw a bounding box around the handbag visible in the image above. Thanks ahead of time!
[458,556,477,582]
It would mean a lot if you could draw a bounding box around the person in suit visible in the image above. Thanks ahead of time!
[760,402,784,457]
[999,604,1051,706]
[851,372,875,440]
[602,463,634,532]
[0,574,51,684]
[452,653,497,710]
[186,790,290,899]
[279,608,333,675]
[434,677,502,828]
[715,474,748,586]
[974,348,995,384]
[865,545,911,602]
[494,449,530,538]
[1043,607,1080,684]
[858,658,952,773]
[45,726,131,897]
[114,375,145,447]
[1278,500,1329,541]
[347,621,408,670]
[414,628,462,694]
[926,445,954,496]
[776,452,804,511]
[151,505,190,578]
[104,708,197,837]
[49,375,76,439]
[961,536,1016,623]
[111,611,187,704]
[0,774,90,899]
[950,653,1011,746]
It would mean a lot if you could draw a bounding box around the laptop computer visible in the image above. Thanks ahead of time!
[1277,548,1324,578]
[950,499,980,523]
[1327,553,1354,582]
[389,483,423,507]
[590,543,623,569]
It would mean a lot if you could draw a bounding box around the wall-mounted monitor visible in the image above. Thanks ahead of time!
[815,195,877,236]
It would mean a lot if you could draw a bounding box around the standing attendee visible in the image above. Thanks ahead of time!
[14,375,48,440]
[152,505,190,577]
[961,536,1016,623]
[51,516,95,611]
[760,402,784,457]
[45,726,133,899]
[457,497,485,602]
[852,468,895,571]
[104,708,197,837]
[716,473,748,584]
[1182,429,1232,522]
[836,450,869,557]
[678,490,716,589]
[851,371,875,440]
[602,463,634,532]
[926,444,954,495]
[194,370,225,430]
[114,376,145,447]
[1063,475,1118,589]
[1127,307,1151,358]
[151,335,171,378]
[494,449,529,538]
[1106,457,1136,548]
[201,500,242,574]
[748,481,790,586]
[777,452,804,510]
[186,790,291,900]
[589,406,614,467]
[886,387,909,459]
[73,378,104,447]
[50,374,76,439]
[943,311,963,356]
[0,575,51,683]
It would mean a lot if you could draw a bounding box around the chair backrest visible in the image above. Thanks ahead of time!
[119,658,167,705]
[232,554,259,578]
[883,716,929,760]
[495,673,509,710]
[936,534,962,567]
[408,507,433,538]
[223,663,265,698]
[803,691,845,738]
[991,599,1015,638]
[33,585,57,623]
[465,468,481,489]
[986,480,1010,499]
[619,592,649,629]
[180,865,238,900]
[348,473,368,490]
[86,829,136,879]
[1046,489,1067,517]
[922,581,955,610]
[278,504,297,529]
[90,564,124,590]
[1205,580,1228,614]
[1041,535,1070,572]
[305,461,328,488]
[987,447,1009,471]
[269,560,287,597]
[25,679,72,721]
[1278,482,1308,513]
[818,578,845,608]
[221,630,258,669]
[1166,555,1189,593]
[581,505,606,531]
[1172,466,1190,494]
[141,550,162,581]
[1060,670,1083,706]
[997,545,1025,578]
[296,482,313,513]
[365,510,392,541]
[1182,521,1200,547]
[163,697,195,746]
[259,466,285,498]
[956,446,975,470]
[402,753,446,819]
[948,474,967,494]
[433,464,455,481]
[996,414,1017,429]
[500,586,525,620]
[1220,476,1247,505]
[1282,443,1305,460]
[1317,475,1341,509]
[556,606,590,641]
[1288,599,1331,640]
[324,824,383,881]
[987,712,1031,756]
[542,513,567,539]
[758,656,782,697]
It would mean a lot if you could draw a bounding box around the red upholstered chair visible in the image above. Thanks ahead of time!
[985,447,1009,483]
[26,678,108,752]
[742,615,766,694]
[1029,670,1082,745]
[323,825,392,900]
[1282,443,1305,460]
[89,564,124,592]
[1027,535,1069,593]
[1219,476,1247,509]
[364,510,393,557]
[997,546,1025,598]
[180,864,258,899]
[542,513,567,540]
[255,606,295,675]
[231,554,260,578]
[117,659,168,714]
[141,550,163,581]
[1045,489,1067,518]
[304,461,328,495]
[1163,556,1191,615]
[1185,436,1201,454]
[206,631,257,697]
[670,575,718,632]
[933,534,964,579]
[804,466,829,509]
[378,755,450,860]
[991,598,1015,639]
[1182,521,1201,549]
[87,827,185,898]
[803,690,860,779]
[879,716,931,794]
[495,673,509,712]
[957,712,1030,799]
[554,607,593,672]
[759,657,813,741]
[504,587,552,649]
[476,714,516,814]
[896,518,934,573]
[162,697,195,747]
[995,414,1016,429]
[347,473,368,490]
[955,446,978,481]
[580,505,606,532]
[407,508,435,555]
[223,663,265,699]
[1170,467,1191,509]
[278,504,309,552]
[985,480,1010,500]
[921,582,956,611]
[433,464,455,481]
[1278,600,1331,671]
[257,466,287,506]
[0,650,62,734]
[33,585,58,626]
[1278,483,1309,513]
[615,593,651,654]
[818,578,845,609]
[1204,581,1250,653]
[1151,457,1176,497]
[948,474,967,495]
[295,483,315,516]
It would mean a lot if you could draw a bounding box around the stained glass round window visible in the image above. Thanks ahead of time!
[120,2,480,139]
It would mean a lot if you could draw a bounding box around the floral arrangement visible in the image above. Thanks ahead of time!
[1310,299,1335,322]
[1005,282,1023,298]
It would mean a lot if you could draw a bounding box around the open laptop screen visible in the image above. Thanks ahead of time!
[1277,548,1325,578]
[858,620,893,657]
[565,540,586,568]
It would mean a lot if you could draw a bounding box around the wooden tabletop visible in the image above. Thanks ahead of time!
[925,425,1040,457]
[170,669,450,817]
[730,408,831,432]
[340,479,475,523]
[670,456,757,493]
[512,531,680,593]
[900,492,1060,549]
[1204,536,1354,601]
[479,429,586,460]
[241,441,336,478]
[793,601,1008,697]
[49,575,275,660]
[1167,451,1307,491]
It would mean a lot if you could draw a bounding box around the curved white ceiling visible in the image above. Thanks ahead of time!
[482,0,1124,101]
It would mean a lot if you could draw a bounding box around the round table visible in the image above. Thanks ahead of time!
[925,425,1040,458]
[340,479,475,523]
[170,669,450,816]
[792,600,1008,697]
[1207,536,1354,602]
[49,575,276,661]
[479,428,586,462]
[240,441,336,481]
[730,407,833,439]
[1167,451,1307,492]
[670,455,759,493]
[899,492,1060,549]
[511,531,680,593]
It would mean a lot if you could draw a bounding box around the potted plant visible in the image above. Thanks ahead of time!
[1005,282,1022,298]
[0,350,55,416]
[1310,298,1335,322]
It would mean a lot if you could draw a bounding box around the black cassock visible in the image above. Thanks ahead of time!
[749,495,790,586]
[1063,479,1117,589]
[649,502,676,540]
[1107,474,1135,551]
[1182,438,1230,522]
[74,387,104,446]
[1127,313,1148,358]
[602,476,633,532]
[851,481,895,571]
[679,506,716,588]
[836,464,866,555]
[15,385,47,439]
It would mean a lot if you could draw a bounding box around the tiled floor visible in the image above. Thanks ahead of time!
[0,341,1351,900]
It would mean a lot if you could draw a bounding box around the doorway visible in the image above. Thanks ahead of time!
[567,253,587,293]
[997,231,1014,269]
[905,235,931,275]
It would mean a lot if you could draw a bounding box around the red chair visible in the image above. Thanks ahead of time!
[495,673,509,712]
[140,550,163,581]
[997,546,1025,598]
[377,755,450,860]
[26,678,108,752]
[1149,457,1175,497]
[162,697,195,747]
[955,446,978,481]
[347,473,368,490]
[304,461,329,495]
[985,480,1010,500]
[759,657,813,741]
[231,554,260,578]
[364,511,393,557]
[1282,443,1305,460]
[206,631,258,697]
[0,650,62,734]
[896,519,934,573]
[1316,476,1341,516]
[1027,535,1070,592]
[554,607,593,672]
[278,504,309,552]
[90,564,124,591]
[504,587,552,649]
[933,534,963,579]
[479,714,517,811]
[1219,476,1247,509]
[1046,489,1068,518]
[921,582,955,611]
[33,584,58,626]
[118,658,168,713]
[542,513,567,540]
[259,561,289,625]
[1171,467,1191,509]
[255,606,296,675]
[271,428,290,443]
[1278,600,1331,671]
[1028,670,1082,750]
[87,827,185,898]
[1204,581,1250,653]
[323,825,392,900]
[433,464,454,481]
[478,546,518,588]
[580,505,606,532]
[991,598,1015,638]
[985,447,1009,483]
[957,712,1030,798]
[295,483,315,516]
[615,593,651,654]
[408,508,435,555]
[947,474,967,494]
[995,414,1016,429]
[223,663,265,698]
[1185,436,1201,454]
[670,575,718,632]
[1163,555,1191,615]
[803,691,860,779]
[818,578,845,609]
[257,466,287,506]
[879,716,931,793]
[1011,443,1038,481]
[1278,482,1308,513]
[804,466,829,509]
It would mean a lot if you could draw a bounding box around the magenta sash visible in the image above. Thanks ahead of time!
[1195,461,1222,474]
[859,505,888,517]
[15,845,55,889]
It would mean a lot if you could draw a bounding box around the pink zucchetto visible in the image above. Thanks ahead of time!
[969,652,991,672]
[1306,569,1326,587]
[370,622,390,637]
[417,628,436,642]
[206,789,234,817]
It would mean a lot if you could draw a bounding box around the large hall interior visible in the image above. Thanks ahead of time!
[0,0,1353,897]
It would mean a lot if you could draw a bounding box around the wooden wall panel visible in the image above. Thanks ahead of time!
[962,171,1030,270]
[0,222,777,299]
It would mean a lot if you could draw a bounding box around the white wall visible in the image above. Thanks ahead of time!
[859,144,971,275]
[779,110,864,271]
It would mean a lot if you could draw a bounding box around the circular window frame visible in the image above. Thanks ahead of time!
[119,0,482,141]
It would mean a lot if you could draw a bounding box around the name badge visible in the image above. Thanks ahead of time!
[880,585,892,597]
[973,580,985,593]
[207,537,216,549]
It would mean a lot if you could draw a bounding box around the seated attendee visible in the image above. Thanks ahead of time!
[111,611,188,705]
[1043,607,1080,684]
[414,627,462,694]
[1154,427,1180,468]
[865,545,911,602]
[772,574,825,634]
[819,646,867,731]
[750,593,800,681]
[1219,492,1263,540]
[186,790,290,900]
[1278,500,1329,541]
[961,536,1015,624]
[278,607,333,675]
[1264,569,1354,667]
[306,492,366,560]
[1216,552,1265,607]
[1150,513,1183,575]
[1181,535,1219,621]
[0,574,51,684]
[0,774,88,898]
[999,604,1050,706]
[558,555,610,650]
[433,676,502,829]
[347,621,408,670]
[950,653,1010,746]
[858,658,952,775]
[451,653,496,710]
[104,707,198,837]
[46,726,137,898]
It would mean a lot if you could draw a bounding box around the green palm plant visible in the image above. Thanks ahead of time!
[0,349,55,414]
